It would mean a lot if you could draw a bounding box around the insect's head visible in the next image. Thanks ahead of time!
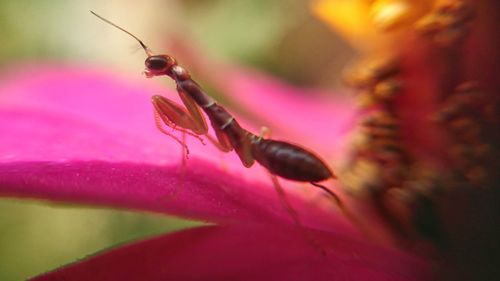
[144,55,177,78]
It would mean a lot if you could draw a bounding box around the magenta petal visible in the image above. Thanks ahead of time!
[220,67,358,158]
[31,224,431,281]
[0,65,356,231]
[0,65,184,163]
[0,159,354,231]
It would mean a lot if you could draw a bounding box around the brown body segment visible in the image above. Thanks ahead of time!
[250,138,334,182]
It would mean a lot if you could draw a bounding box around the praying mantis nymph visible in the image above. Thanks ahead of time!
[91,12,361,252]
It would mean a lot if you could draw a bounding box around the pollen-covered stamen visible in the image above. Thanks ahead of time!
[344,57,403,108]
[364,112,409,185]
[342,55,410,195]
[339,1,486,245]
[341,159,383,195]
[438,81,496,186]
[362,113,401,150]
[370,0,412,30]
[343,109,410,208]
[344,57,401,89]
[369,0,432,31]
[373,78,403,101]
[316,0,499,273]
[344,57,408,184]
[415,0,474,46]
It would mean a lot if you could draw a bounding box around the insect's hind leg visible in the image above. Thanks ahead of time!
[310,182,369,237]
[269,174,326,256]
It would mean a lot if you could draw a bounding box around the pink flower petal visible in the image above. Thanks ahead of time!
[0,64,357,232]
[0,64,354,167]
[220,67,358,163]
[32,224,431,281]
[0,159,355,233]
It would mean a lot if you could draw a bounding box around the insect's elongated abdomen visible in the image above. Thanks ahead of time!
[251,139,334,182]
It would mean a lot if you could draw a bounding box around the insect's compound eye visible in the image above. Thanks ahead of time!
[145,56,169,72]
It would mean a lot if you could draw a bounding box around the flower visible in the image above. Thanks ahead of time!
[1,0,498,279]
[0,64,429,280]
[313,0,500,279]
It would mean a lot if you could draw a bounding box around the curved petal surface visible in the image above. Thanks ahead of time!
[0,65,356,232]
[32,224,431,281]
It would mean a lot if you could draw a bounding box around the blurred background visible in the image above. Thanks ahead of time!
[0,0,354,280]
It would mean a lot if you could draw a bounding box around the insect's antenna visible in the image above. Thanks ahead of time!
[90,10,153,56]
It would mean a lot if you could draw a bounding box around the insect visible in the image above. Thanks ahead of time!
[91,11,353,234]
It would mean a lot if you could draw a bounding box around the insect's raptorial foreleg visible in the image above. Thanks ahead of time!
[151,94,207,146]
[171,131,188,199]
[181,131,187,166]
[153,92,200,200]
[153,108,191,158]
[152,85,238,155]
